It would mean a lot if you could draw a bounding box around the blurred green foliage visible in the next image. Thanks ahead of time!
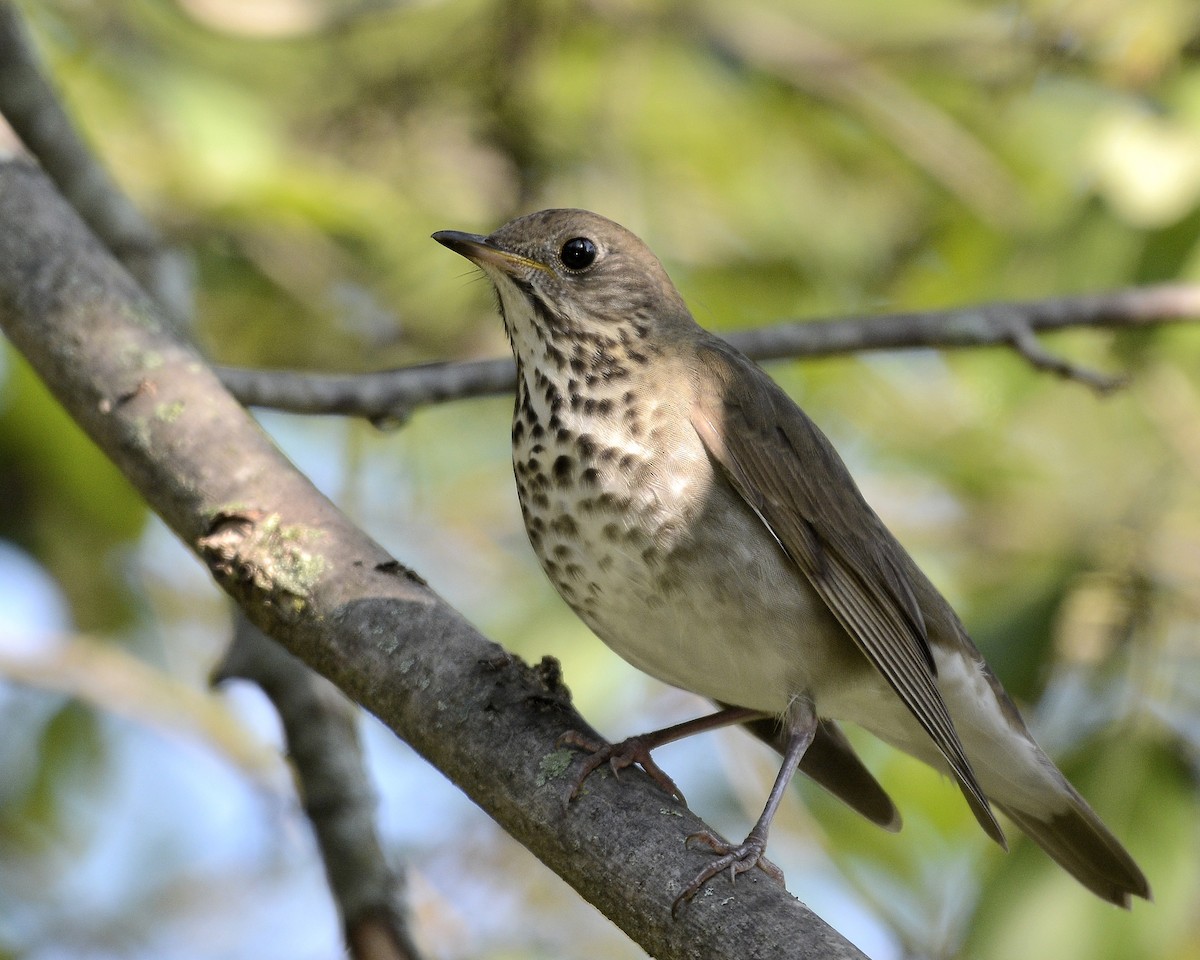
[1,0,1199,958]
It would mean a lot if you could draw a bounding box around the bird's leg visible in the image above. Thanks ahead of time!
[673,699,818,915]
[559,706,768,805]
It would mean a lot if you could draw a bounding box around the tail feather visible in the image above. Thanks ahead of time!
[993,790,1151,908]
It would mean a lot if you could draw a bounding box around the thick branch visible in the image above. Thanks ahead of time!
[215,283,1200,421]
[0,8,419,948]
[0,16,423,932]
[0,160,866,959]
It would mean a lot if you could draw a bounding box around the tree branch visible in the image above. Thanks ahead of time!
[0,5,424,949]
[215,614,422,960]
[215,282,1200,422]
[0,159,866,959]
[0,0,192,328]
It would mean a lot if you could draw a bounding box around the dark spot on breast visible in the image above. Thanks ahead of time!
[552,455,574,483]
[601,523,621,542]
[564,563,584,579]
[577,435,597,460]
[597,555,614,572]
[629,351,648,365]
[596,492,625,511]
[619,454,636,471]
[595,399,614,416]
[532,492,549,509]
[553,544,572,560]
[580,467,599,487]
[530,423,544,440]
[550,515,578,536]
[512,420,525,443]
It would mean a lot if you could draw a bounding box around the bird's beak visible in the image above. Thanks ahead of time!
[432,230,550,275]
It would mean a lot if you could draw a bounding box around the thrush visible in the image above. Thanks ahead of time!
[433,209,1150,912]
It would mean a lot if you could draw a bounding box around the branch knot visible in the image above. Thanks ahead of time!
[198,509,327,618]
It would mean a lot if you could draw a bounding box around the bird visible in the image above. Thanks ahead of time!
[432,208,1150,912]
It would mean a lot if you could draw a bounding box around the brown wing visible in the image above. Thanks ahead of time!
[691,339,1005,847]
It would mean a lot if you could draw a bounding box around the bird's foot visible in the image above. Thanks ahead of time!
[671,830,784,916]
[557,730,685,804]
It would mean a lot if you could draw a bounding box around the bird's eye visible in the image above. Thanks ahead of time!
[560,237,597,271]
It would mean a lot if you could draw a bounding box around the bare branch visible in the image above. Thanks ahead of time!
[0,0,192,327]
[726,284,1200,357]
[0,159,867,960]
[215,283,1200,421]
[216,358,516,426]
[215,615,423,960]
[1006,321,1126,394]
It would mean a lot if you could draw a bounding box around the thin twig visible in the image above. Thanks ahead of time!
[216,283,1200,421]
[1007,321,1126,394]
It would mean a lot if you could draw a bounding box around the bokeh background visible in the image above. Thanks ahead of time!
[2,0,1199,957]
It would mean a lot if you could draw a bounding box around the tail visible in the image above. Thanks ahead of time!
[992,782,1151,908]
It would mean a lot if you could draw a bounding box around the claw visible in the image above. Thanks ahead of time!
[671,830,785,916]
[557,729,686,804]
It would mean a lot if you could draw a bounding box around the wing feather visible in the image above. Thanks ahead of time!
[691,339,1005,846]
